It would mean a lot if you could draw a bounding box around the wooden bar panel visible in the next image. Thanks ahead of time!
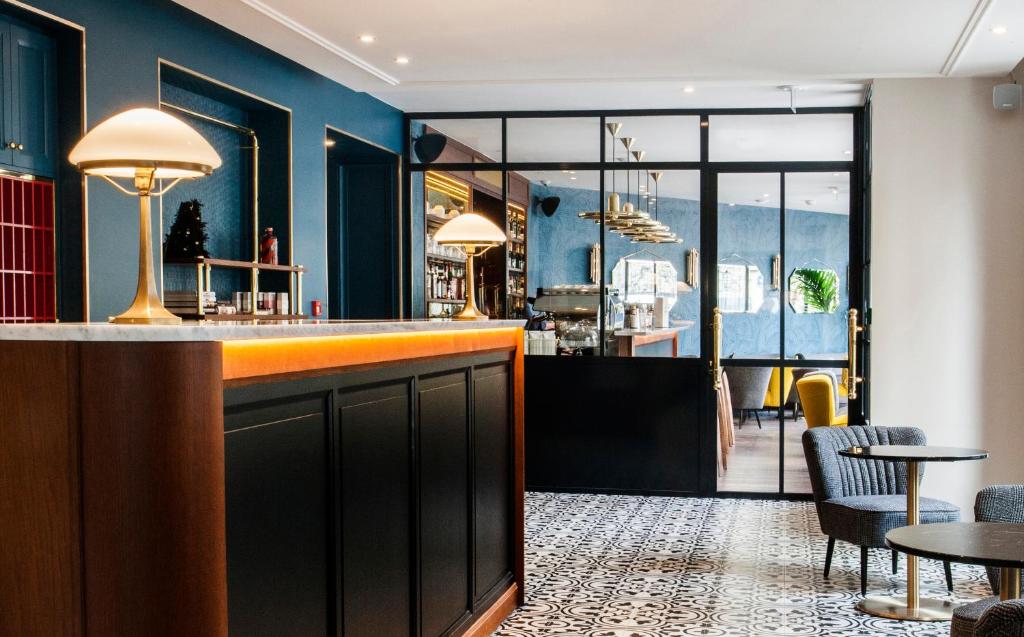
[78,342,226,637]
[0,341,81,637]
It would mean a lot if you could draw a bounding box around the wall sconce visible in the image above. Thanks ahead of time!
[771,254,781,290]
[686,248,700,288]
[589,243,601,283]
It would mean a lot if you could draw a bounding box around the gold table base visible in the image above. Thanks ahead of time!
[857,596,955,622]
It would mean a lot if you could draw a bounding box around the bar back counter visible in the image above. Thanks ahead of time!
[0,321,525,637]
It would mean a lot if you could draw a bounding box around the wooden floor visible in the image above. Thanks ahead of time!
[717,411,815,494]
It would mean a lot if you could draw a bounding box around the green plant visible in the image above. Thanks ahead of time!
[792,268,839,313]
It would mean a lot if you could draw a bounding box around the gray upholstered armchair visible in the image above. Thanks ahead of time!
[802,425,960,595]
[726,366,773,428]
[951,485,1024,637]
[975,600,1024,637]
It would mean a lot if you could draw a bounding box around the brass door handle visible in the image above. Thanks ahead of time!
[847,309,864,399]
[16,143,23,151]
[711,307,723,390]
[6,141,15,149]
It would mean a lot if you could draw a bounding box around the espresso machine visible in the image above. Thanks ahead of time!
[530,285,624,355]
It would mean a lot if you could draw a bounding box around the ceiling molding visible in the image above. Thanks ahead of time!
[236,0,400,86]
[941,0,995,76]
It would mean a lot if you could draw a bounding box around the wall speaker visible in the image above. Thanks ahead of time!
[993,83,1021,111]
[412,133,448,163]
[535,196,560,217]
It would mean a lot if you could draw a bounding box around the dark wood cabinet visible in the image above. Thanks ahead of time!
[418,372,471,635]
[472,364,512,602]
[224,393,332,637]
[337,382,412,637]
[223,352,516,637]
[0,16,56,178]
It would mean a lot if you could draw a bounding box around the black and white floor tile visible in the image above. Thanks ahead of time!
[495,493,991,636]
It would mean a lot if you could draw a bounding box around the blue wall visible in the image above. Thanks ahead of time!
[24,0,403,320]
[527,183,849,357]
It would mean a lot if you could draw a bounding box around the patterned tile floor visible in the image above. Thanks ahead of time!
[495,493,991,636]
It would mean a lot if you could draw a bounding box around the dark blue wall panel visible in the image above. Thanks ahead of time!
[24,0,402,320]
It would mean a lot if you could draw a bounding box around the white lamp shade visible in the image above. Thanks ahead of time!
[69,107,222,179]
[434,212,507,246]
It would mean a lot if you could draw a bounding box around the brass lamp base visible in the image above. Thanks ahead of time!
[857,596,955,622]
[109,188,182,326]
[452,250,489,321]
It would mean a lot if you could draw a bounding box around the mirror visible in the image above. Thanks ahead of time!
[718,263,764,313]
[789,267,840,314]
[612,256,678,309]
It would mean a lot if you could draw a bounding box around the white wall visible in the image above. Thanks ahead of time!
[871,76,1024,516]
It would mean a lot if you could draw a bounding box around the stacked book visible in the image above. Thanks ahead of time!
[164,290,201,314]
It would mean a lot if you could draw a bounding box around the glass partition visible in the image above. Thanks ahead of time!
[717,173,781,358]
[603,169,700,358]
[709,113,853,162]
[410,118,502,164]
[784,172,850,359]
[507,117,600,163]
[603,116,700,162]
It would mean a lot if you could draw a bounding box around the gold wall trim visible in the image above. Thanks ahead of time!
[155,60,295,302]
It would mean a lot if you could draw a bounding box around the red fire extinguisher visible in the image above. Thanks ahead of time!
[311,299,323,318]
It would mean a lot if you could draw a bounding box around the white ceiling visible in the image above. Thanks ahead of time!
[175,0,1024,111]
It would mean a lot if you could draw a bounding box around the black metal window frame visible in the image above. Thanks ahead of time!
[403,106,868,498]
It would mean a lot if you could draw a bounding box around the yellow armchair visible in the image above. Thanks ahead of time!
[764,367,794,409]
[796,373,848,428]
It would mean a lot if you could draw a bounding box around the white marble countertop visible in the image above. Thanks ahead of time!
[0,319,525,342]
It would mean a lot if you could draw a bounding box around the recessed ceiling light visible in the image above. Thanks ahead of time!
[763,193,771,198]
[843,149,853,155]
[569,176,577,180]
[832,172,841,176]
[728,202,736,207]
[359,34,376,43]
[682,86,696,93]
[324,139,336,147]
[992,25,1008,35]
[395,56,410,65]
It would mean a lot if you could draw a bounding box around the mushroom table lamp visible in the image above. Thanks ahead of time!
[434,212,507,320]
[69,107,222,324]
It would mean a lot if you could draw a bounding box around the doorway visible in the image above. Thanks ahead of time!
[326,127,401,319]
[709,168,866,496]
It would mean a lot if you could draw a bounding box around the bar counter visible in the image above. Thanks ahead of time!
[0,320,525,637]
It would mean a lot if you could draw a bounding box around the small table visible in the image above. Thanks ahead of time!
[888,522,1024,601]
[838,445,989,621]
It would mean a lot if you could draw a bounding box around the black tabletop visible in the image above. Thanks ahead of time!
[838,445,989,462]
[887,522,1024,569]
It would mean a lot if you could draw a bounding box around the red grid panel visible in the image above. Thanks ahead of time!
[0,175,56,323]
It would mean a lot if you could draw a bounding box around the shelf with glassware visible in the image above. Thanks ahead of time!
[422,169,530,319]
[425,171,471,318]
[506,202,528,318]
[163,255,307,320]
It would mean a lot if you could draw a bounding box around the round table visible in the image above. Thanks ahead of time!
[888,522,1024,601]
[838,445,989,621]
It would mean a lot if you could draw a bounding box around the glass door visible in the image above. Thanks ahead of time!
[711,170,864,495]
